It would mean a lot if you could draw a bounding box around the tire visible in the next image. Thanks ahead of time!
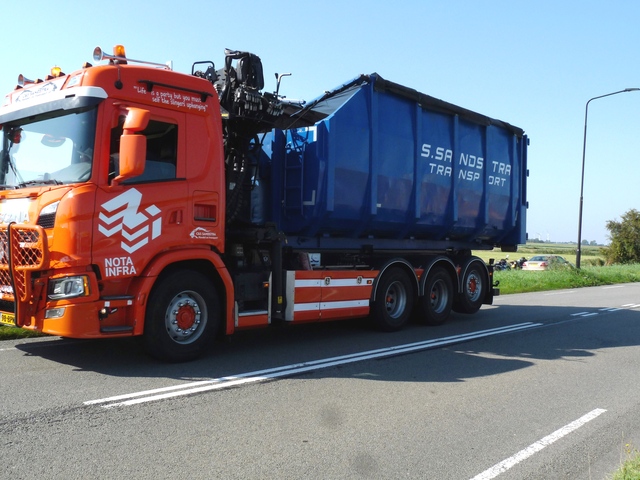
[371,267,415,332]
[143,270,220,362]
[419,267,453,326]
[453,259,487,314]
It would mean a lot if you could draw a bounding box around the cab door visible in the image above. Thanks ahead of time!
[93,104,188,281]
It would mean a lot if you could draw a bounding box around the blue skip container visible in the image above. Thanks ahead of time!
[261,74,527,252]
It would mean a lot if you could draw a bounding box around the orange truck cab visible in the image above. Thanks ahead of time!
[0,46,235,361]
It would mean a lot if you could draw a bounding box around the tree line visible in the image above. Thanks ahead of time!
[603,208,640,265]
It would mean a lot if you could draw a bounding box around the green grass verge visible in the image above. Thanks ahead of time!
[494,264,640,295]
[609,445,640,479]
[0,324,45,340]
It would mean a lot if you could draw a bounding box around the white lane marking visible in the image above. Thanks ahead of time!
[470,408,607,480]
[86,322,542,408]
[543,290,576,295]
[571,303,640,317]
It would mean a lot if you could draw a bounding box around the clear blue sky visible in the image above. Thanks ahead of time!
[2,0,638,245]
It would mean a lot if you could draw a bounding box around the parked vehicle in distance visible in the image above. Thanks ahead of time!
[522,255,570,271]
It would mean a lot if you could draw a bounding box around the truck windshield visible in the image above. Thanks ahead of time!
[0,107,97,188]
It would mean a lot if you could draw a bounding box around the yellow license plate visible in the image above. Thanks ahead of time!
[0,312,16,326]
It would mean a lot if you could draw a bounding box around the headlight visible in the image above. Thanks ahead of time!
[48,276,89,300]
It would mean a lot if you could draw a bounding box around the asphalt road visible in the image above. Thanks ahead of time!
[2,283,640,479]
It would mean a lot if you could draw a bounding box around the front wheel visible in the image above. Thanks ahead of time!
[370,267,415,332]
[143,270,220,362]
[453,259,487,314]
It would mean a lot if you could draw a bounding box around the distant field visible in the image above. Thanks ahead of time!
[473,242,604,266]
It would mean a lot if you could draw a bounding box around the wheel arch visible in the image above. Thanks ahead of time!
[457,256,491,301]
[130,248,235,337]
[418,256,458,297]
[371,258,419,303]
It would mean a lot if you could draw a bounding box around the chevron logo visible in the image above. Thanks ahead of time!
[98,189,162,253]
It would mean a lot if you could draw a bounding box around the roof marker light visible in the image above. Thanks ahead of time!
[50,66,64,78]
[112,44,128,65]
[113,44,127,58]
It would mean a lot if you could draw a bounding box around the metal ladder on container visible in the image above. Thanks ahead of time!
[283,137,305,218]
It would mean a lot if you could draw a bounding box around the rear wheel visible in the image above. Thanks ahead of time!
[371,267,415,332]
[453,259,487,314]
[419,267,453,326]
[143,270,220,362]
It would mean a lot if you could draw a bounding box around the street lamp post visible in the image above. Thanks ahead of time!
[576,88,640,269]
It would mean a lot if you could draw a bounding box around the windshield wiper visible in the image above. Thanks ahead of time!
[18,178,63,187]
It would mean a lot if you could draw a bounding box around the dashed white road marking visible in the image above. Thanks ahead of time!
[623,303,640,309]
[470,408,607,480]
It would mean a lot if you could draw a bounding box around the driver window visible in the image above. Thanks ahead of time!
[109,117,178,184]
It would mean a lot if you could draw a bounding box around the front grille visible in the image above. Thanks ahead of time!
[0,225,47,302]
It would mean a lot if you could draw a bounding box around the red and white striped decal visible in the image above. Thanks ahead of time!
[285,271,377,322]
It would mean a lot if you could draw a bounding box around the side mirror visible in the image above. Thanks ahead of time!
[112,107,150,185]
